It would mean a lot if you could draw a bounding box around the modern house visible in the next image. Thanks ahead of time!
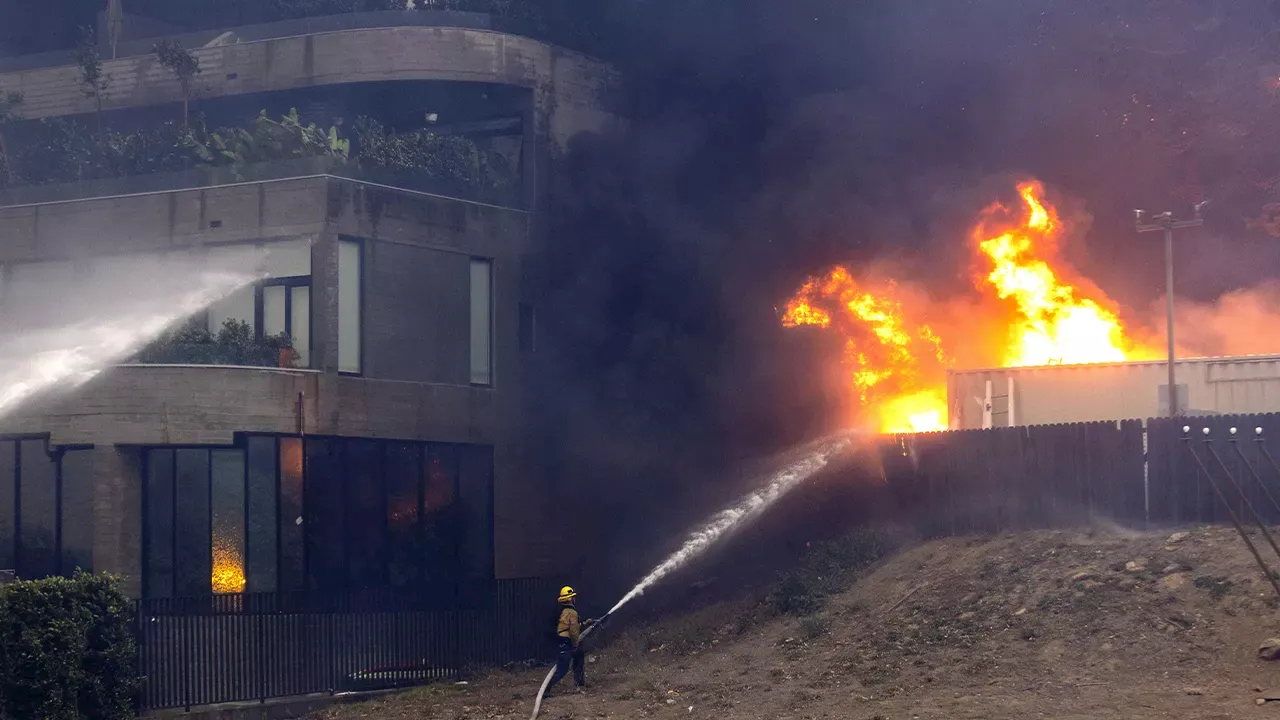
[0,11,617,603]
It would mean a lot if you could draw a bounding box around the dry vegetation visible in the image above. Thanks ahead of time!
[313,526,1280,719]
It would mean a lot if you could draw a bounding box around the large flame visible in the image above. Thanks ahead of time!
[782,268,950,433]
[975,182,1151,367]
[212,540,246,594]
[783,181,1156,433]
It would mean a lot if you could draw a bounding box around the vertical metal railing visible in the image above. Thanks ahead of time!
[133,578,553,712]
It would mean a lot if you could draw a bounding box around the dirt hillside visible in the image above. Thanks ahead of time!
[314,526,1280,719]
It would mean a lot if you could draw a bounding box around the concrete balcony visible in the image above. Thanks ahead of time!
[0,13,615,150]
[0,363,500,447]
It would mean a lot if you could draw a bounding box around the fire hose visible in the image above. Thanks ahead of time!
[529,611,613,720]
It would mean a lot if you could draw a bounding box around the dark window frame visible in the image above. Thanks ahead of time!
[140,433,488,599]
[470,257,495,388]
[0,435,93,581]
[255,275,312,361]
[337,235,366,378]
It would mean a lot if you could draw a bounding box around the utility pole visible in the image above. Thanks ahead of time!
[1134,203,1206,417]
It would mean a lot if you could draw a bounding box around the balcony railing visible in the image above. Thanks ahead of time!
[0,155,524,210]
[0,10,496,74]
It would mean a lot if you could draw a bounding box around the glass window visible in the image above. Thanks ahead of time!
[470,259,493,385]
[246,437,278,593]
[0,441,14,572]
[338,239,362,374]
[304,438,345,590]
[278,438,306,591]
[17,440,57,579]
[262,281,310,367]
[385,443,421,587]
[262,239,312,278]
[174,449,211,597]
[458,445,495,580]
[207,286,256,335]
[210,450,246,595]
[263,285,287,337]
[345,439,385,587]
[145,449,175,598]
[290,286,310,367]
[423,445,460,582]
[59,449,94,575]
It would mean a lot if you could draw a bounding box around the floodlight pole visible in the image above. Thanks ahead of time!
[1135,206,1205,417]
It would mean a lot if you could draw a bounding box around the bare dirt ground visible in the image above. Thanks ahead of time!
[313,526,1280,719]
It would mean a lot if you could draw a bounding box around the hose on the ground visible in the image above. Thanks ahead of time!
[529,614,609,720]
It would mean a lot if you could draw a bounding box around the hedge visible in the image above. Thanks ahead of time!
[0,572,138,720]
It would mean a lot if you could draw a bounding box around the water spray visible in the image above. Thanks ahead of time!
[529,433,857,719]
[0,249,264,422]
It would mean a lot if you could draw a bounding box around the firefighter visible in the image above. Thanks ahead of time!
[546,585,594,695]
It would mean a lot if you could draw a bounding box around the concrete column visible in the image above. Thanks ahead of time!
[311,225,341,375]
[91,445,143,598]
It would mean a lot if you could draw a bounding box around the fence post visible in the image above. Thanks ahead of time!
[257,601,267,704]
[132,601,144,714]
[181,603,192,712]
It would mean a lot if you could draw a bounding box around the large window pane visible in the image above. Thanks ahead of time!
[469,259,492,385]
[59,449,94,575]
[263,285,287,338]
[145,449,175,598]
[423,445,460,582]
[207,285,255,335]
[305,438,345,590]
[174,449,211,597]
[290,286,310,367]
[210,450,246,594]
[338,239,362,374]
[263,239,312,278]
[385,443,421,587]
[17,440,57,579]
[345,439,385,588]
[458,445,495,580]
[246,437,278,593]
[0,441,14,573]
[278,438,305,591]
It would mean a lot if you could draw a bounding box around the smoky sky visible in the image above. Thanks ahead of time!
[10,0,1280,592]
[534,0,1280,591]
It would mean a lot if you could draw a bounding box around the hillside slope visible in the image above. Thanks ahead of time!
[315,526,1280,719]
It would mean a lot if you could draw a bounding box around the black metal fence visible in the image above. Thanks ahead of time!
[134,579,558,711]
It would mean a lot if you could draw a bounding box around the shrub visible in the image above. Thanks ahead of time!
[136,318,294,367]
[0,572,138,720]
[768,529,894,616]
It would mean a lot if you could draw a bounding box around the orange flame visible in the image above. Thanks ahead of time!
[783,180,1157,433]
[976,182,1151,367]
[212,539,246,594]
[782,268,950,433]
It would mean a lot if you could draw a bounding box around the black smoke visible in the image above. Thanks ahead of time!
[531,0,1280,595]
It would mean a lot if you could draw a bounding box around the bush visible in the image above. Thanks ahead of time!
[0,572,138,720]
[0,110,512,202]
[136,318,295,367]
[768,529,894,616]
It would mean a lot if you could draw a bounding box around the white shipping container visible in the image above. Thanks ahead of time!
[946,354,1280,429]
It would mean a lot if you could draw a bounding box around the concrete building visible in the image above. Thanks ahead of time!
[0,12,617,598]
[947,354,1280,430]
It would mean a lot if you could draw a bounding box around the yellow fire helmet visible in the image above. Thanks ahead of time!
[558,585,577,603]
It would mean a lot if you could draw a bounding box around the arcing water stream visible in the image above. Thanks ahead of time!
[0,248,263,420]
[530,432,858,719]
[605,433,856,616]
